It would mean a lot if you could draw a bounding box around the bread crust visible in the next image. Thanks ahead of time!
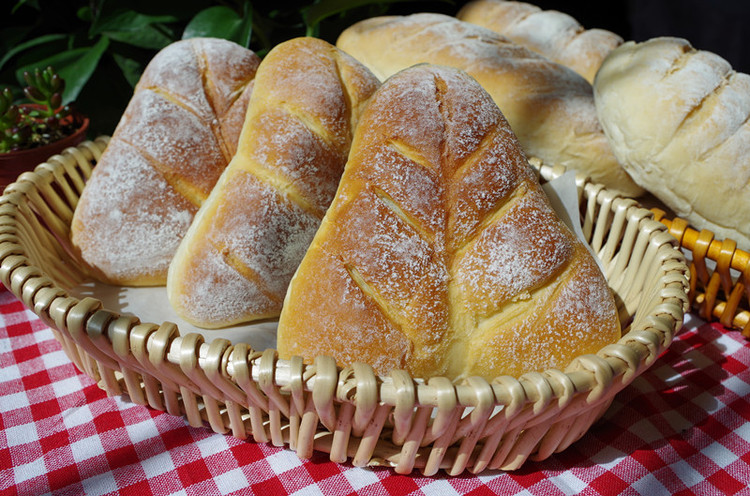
[336,13,642,197]
[594,37,750,250]
[457,0,623,83]
[71,38,260,286]
[166,37,380,328]
[277,64,620,380]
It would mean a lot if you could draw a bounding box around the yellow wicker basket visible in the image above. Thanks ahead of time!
[0,137,690,475]
[651,209,750,337]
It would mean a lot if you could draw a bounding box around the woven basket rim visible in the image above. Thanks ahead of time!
[0,136,692,473]
[0,136,691,395]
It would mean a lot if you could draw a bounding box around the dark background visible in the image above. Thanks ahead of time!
[521,0,750,73]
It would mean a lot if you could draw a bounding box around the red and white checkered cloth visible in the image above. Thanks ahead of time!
[2,283,750,496]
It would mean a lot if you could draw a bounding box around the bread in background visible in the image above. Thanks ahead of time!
[457,0,622,83]
[594,37,750,251]
[71,38,260,286]
[336,13,643,197]
[277,63,621,380]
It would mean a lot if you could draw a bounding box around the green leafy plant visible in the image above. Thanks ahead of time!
[1,1,455,135]
[0,66,81,153]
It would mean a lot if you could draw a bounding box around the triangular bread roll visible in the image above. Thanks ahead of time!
[71,38,260,286]
[277,64,620,380]
[166,37,380,328]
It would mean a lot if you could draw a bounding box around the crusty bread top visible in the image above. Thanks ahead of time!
[71,38,260,286]
[277,63,621,380]
[129,37,260,202]
[166,37,380,328]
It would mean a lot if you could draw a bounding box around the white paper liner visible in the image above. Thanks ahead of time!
[69,281,280,350]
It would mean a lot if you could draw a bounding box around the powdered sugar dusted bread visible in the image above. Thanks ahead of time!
[166,37,380,328]
[457,0,623,83]
[336,13,642,197]
[276,64,621,380]
[594,37,750,251]
[71,38,260,285]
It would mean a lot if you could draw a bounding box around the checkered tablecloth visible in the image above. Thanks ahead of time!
[2,283,750,496]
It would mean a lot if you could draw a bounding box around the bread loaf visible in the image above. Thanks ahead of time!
[276,64,621,380]
[457,0,623,83]
[166,37,380,328]
[594,37,750,251]
[336,13,642,197]
[71,38,260,286]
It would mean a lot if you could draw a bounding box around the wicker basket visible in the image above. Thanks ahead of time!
[651,209,750,338]
[0,137,690,475]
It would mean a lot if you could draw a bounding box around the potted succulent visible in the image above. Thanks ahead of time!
[0,66,89,190]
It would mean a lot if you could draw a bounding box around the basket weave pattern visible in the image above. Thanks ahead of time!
[652,209,750,338]
[0,139,690,475]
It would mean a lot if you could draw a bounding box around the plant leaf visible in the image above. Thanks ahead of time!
[104,26,175,50]
[15,36,110,104]
[302,0,453,33]
[90,10,178,35]
[12,0,40,14]
[238,2,254,48]
[182,5,253,47]
[90,10,179,50]
[0,34,68,73]
[112,53,145,88]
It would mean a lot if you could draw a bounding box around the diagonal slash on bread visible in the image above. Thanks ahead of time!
[277,64,621,380]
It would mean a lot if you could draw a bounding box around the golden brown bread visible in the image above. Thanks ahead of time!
[166,37,380,328]
[71,38,260,286]
[276,64,621,380]
[457,0,623,83]
[335,13,642,197]
[594,37,750,251]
